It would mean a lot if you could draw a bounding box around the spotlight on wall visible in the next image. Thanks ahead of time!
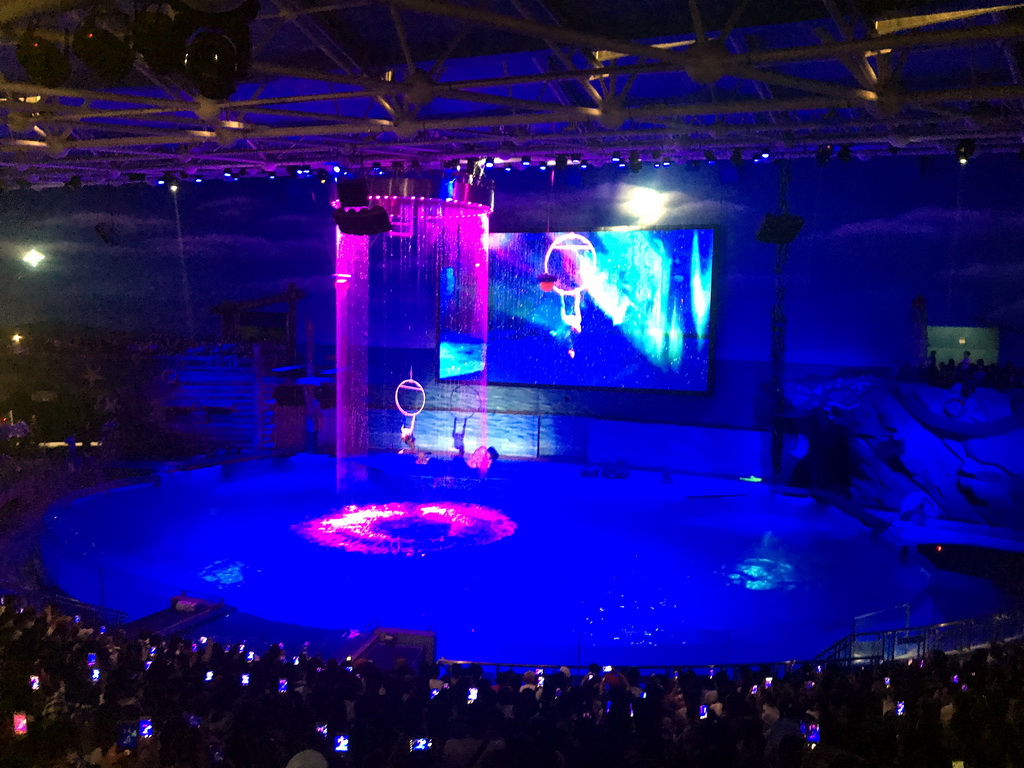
[17,30,71,88]
[955,139,975,165]
[628,150,642,174]
[73,9,134,82]
[815,144,834,166]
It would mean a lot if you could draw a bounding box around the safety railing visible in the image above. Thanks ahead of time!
[817,609,1024,664]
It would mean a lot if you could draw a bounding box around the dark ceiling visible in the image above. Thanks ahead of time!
[0,0,1021,186]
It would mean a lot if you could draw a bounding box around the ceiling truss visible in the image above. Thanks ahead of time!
[0,0,1021,185]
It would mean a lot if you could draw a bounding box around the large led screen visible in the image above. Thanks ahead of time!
[483,228,714,390]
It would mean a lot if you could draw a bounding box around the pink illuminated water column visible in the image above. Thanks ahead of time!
[334,173,493,466]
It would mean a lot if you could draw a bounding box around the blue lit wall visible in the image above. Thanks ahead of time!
[1,155,1022,437]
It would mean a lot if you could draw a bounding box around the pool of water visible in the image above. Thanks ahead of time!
[41,454,1008,665]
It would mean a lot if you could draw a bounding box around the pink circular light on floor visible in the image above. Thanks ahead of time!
[295,501,516,555]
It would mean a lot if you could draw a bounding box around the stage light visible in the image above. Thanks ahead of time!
[837,145,853,162]
[134,3,186,75]
[64,176,82,190]
[759,148,771,159]
[545,159,556,168]
[956,139,975,165]
[162,172,179,190]
[731,149,743,165]
[333,206,392,236]
[184,30,239,99]
[579,158,589,169]
[628,150,642,174]
[332,165,341,174]
[336,179,370,208]
[620,186,670,225]
[570,154,581,165]
[182,1,259,101]
[521,156,531,166]
[22,249,45,268]
[555,154,568,170]
[703,150,716,164]
[317,169,329,183]
[73,9,134,82]
[611,151,621,163]
[484,157,495,168]
[662,158,672,166]
[17,30,71,88]
[815,144,834,166]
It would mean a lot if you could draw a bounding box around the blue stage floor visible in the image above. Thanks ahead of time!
[42,454,1009,666]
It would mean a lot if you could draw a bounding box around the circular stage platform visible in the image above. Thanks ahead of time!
[42,454,1008,665]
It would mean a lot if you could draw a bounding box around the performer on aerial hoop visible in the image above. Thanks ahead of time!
[395,372,427,461]
[538,232,599,359]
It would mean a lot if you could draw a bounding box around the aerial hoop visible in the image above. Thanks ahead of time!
[395,376,426,453]
[542,232,598,334]
[395,378,426,417]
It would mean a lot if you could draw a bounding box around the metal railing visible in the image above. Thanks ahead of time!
[0,589,128,627]
[817,610,1024,664]
[438,610,1024,680]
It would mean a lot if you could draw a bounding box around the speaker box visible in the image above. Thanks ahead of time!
[756,213,804,245]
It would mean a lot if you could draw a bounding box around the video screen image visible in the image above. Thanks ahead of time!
[486,229,713,390]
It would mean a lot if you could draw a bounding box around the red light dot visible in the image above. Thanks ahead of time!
[937,546,942,552]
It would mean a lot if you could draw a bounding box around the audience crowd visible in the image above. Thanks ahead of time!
[2,596,1023,768]
[915,354,1024,395]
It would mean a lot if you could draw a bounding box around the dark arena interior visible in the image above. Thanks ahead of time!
[4,1,1024,766]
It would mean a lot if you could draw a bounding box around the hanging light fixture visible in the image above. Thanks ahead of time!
[134,3,189,75]
[183,0,259,100]
[16,29,71,88]
[73,9,135,82]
